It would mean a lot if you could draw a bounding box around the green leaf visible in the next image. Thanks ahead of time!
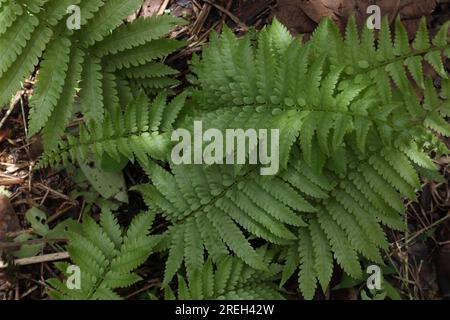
[78,159,128,202]
[25,207,49,237]
[412,18,430,51]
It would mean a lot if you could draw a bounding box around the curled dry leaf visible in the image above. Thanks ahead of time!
[292,0,355,29]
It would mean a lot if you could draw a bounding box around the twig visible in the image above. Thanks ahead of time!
[124,279,161,299]
[157,0,170,15]
[19,93,28,138]
[0,252,70,269]
[0,92,22,130]
[5,228,33,238]
[20,285,38,299]
[35,183,74,202]
[0,177,25,186]
[39,188,50,206]
[201,0,248,30]
[191,3,211,36]
[46,202,76,224]
[398,213,450,246]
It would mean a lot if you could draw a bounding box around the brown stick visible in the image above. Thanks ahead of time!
[0,92,22,130]
[201,0,248,30]
[157,0,170,15]
[0,252,70,269]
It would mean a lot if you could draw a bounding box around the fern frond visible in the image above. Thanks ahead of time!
[167,249,284,300]
[0,14,39,77]
[0,25,52,108]
[28,36,72,135]
[0,1,184,153]
[47,209,157,300]
[105,39,185,70]
[42,47,85,151]
[135,152,339,284]
[308,218,333,292]
[185,17,450,299]
[297,228,317,300]
[0,0,23,35]
[77,0,105,26]
[92,15,185,57]
[37,91,188,168]
[79,56,105,127]
[34,14,450,301]
[121,63,179,80]
[79,0,142,47]
[41,0,82,26]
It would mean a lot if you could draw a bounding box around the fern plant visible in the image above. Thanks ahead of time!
[134,17,450,299]
[47,208,158,300]
[37,16,450,300]
[165,247,284,300]
[38,90,188,170]
[0,0,185,151]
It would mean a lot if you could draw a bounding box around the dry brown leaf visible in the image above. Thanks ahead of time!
[273,0,317,35]
[0,129,10,143]
[296,0,341,23]
[0,195,20,244]
[128,0,165,22]
[140,0,166,17]
[0,195,19,282]
[28,135,43,161]
[400,0,437,19]
[235,0,273,25]
[274,0,437,37]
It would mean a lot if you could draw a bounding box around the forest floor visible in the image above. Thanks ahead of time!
[0,0,450,300]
